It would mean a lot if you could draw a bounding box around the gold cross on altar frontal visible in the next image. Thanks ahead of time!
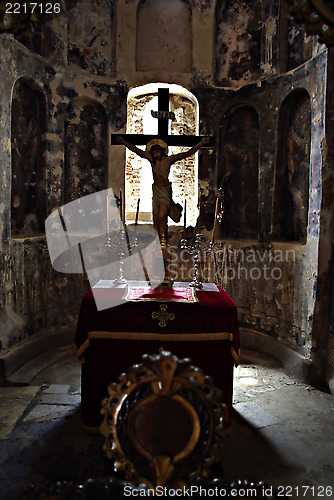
[151,304,175,328]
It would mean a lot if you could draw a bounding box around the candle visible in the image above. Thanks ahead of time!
[135,198,140,226]
[212,197,219,243]
[106,193,109,235]
[198,195,202,234]
[119,189,123,224]
[183,199,187,237]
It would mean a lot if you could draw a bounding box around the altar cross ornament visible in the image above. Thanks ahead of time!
[111,87,214,148]
[151,303,175,328]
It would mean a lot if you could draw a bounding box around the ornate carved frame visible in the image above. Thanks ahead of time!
[100,351,227,490]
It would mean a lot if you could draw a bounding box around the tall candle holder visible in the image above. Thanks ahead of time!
[180,193,224,287]
[105,226,138,285]
[105,189,138,285]
[180,232,204,288]
[105,228,127,284]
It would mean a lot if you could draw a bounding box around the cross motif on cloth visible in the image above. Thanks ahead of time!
[151,304,175,328]
[111,87,214,148]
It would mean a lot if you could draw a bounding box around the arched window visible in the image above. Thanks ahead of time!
[64,98,107,203]
[11,78,47,237]
[136,0,192,72]
[125,83,199,227]
[272,90,311,243]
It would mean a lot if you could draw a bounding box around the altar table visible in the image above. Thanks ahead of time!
[75,283,240,430]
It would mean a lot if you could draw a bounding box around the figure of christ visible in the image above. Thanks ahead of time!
[117,136,210,241]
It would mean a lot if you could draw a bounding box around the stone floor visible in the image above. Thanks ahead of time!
[0,344,334,500]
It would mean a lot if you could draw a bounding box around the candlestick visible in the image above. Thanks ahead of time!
[135,198,140,226]
[212,197,219,243]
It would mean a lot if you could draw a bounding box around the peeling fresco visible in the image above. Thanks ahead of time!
[64,99,107,203]
[273,91,311,242]
[68,0,114,76]
[11,78,47,237]
[286,3,313,71]
[136,0,192,73]
[215,0,262,87]
[219,106,259,239]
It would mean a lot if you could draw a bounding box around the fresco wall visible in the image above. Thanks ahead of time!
[0,0,332,389]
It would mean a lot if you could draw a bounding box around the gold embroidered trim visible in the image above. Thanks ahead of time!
[87,331,234,342]
[76,338,90,363]
[231,347,240,366]
[123,285,198,303]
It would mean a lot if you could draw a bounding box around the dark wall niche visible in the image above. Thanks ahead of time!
[11,77,47,237]
[272,89,311,243]
[218,105,260,239]
[64,98,107,204]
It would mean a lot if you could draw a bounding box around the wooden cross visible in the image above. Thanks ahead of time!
[111,87,214,148]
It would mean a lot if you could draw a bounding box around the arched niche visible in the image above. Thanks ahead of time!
[136,0,192,72]
[64,98,107,203]
[68,0,114,76]
[215,0,262,86]
[11,78,47,237]
[272,90,311,243]
[218,106,260,239]
[125,83,198,227]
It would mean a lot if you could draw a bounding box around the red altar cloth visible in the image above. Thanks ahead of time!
[75,284,240,430]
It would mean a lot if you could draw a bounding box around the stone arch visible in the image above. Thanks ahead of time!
[215,0,262,86]
[11,77,47,237]
[136,0,192,72]
[64,98,108,203]
[218,105,260,239]
[125,83,198,227]
[272,89,311,243]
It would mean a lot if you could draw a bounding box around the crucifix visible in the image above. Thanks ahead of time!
[112,87,214,285]
[112,88,213,238]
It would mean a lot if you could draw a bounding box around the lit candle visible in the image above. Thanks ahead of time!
[183,199,187,237]
[212,197,219,243]
[135,198,140,226]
